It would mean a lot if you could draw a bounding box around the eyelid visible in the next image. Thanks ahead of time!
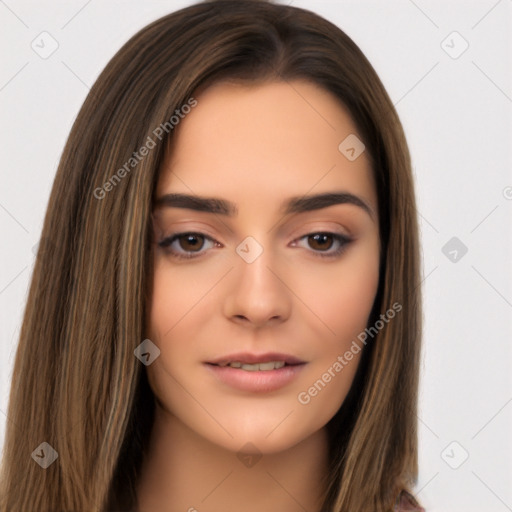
[287,219,353,239]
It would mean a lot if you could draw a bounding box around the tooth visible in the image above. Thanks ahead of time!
[224,361,287,370]
[240,363,260,371]
[259,362,276,371]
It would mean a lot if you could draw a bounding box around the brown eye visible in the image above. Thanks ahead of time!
[176,234,205,252]
[307,233,334,251]
[158,232,217,260]
[294,232,352,259]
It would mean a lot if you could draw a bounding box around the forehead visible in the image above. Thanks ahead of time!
[156,80,376,213]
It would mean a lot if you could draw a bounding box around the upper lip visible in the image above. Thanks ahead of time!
[207,352,306,366]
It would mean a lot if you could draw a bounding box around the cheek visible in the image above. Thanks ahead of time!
[144,261,216,428]
[145,255,231,389]
[291,239,379,413]
[293,237,380,344]
[147,256,225,341]
[145,261,202,394]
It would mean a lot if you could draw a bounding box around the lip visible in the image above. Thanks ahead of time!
[204,352,307,393]
[207,352,306,366]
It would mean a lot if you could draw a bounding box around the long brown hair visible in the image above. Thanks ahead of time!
[0,1,422,510]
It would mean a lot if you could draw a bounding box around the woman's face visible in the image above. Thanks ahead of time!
[146,80,380,454]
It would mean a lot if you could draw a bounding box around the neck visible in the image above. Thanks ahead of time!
[136,402,330,512]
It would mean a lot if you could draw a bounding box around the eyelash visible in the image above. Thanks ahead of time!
[157,231,353,261]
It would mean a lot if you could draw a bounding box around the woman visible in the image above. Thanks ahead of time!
[0,1,424,510]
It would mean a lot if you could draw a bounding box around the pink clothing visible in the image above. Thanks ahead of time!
[395,490,425,511]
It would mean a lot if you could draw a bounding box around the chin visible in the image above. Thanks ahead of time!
[199,407,329,456]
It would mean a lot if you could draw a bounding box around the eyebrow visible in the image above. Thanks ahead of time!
[153,191,375,221]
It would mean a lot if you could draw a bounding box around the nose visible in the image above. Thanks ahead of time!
[223,242,292,328]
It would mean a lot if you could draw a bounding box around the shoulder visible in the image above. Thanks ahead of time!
[394,490,425,512]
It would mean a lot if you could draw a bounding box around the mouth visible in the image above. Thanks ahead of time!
[212,360,292,371]
[205,353,307,392]
[206,352,305,368]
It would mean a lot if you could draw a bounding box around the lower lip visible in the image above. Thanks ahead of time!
[205,363,306,393]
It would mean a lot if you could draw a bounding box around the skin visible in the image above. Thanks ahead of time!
[136,80,380,512]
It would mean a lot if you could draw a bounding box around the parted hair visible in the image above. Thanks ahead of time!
[0,1,422,510]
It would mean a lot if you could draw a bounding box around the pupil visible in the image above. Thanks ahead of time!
[181,234,203,251]
[310,233,332,250]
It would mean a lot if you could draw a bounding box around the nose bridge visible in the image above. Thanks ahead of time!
[225,234,291,325]
[236,238,274,288]
[235,234,280,296]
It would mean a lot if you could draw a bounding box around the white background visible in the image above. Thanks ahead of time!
[1,1,511,510]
